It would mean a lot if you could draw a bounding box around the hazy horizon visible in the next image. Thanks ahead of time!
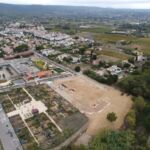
[0,0,150,9]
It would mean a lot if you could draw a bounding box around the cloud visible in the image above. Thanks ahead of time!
[0,0,150,9]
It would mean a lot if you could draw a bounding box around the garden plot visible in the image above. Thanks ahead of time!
[25,85,88,148]
[25,113,61,149]
[0,85,87,150]
[7,88,31,105]
[9,115,37,150]
[25,84,51,101]
[0,94,15,113]
[26,85,88,131]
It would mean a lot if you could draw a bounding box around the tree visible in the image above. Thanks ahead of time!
[92,54,97,60]
[99,61,106,68]
[118,67,150,99]
[144,115,150,131]
[0,49,4,58]
[79,47,86,55]
[90,129,135,150]
[63,57,73,63]
[126,109,136,129]
[75,66,81,72]
[123,63,131,69]
[128,57,135,64]
[107,112,117,123]
[134,96,145,112]
[36,45,44,51]
[83,69,118,85]
[14,44,29,53]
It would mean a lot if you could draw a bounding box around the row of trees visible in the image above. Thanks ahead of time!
[14,44,29,53]
[118,62,150,99]
[83,69,118,85]
[118,62,150,149]
[90,129,135,150]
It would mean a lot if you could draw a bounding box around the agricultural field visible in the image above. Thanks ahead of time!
[98,50,131,60]
[79,25,112,34]
[80,33,136,43]
[133,37,150,54]
[80,31,150,57]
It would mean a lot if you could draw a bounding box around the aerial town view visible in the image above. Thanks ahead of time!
[0,0,150,150]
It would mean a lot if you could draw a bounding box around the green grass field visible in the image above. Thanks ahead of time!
[133,38,150,54]
[99,50,131,60]
[33,59,46,70]
[93,33,136,43]
[79,26,111,34]
[81,31,150,54]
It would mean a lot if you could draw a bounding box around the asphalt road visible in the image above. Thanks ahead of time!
[0,105,23,150]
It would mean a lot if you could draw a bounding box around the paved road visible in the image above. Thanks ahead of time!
[0,73,72,93]
[0,105,23,150]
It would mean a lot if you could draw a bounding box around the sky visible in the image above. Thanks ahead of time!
[0,0,150,9]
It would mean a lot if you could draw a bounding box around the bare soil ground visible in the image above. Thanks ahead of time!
[51,75,133,144]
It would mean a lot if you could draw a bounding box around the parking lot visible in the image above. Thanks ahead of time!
[0,65,18,80]
[11,58,40,75]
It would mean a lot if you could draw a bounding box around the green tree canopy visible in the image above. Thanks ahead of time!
[90,130,135,150]
[75,66,81,72]
[125,109,136,129]
[134,96,145,112]
[107,112,117,123]
[14,44,29,53]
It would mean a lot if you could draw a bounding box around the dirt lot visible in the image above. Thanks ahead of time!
[51,75,133,144]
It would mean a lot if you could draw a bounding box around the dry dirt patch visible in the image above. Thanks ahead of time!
[51,75,132,144]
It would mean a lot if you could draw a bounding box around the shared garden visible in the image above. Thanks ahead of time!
[0,84,88,150]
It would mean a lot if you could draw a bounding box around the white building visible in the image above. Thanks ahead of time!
[107,65,122,75]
